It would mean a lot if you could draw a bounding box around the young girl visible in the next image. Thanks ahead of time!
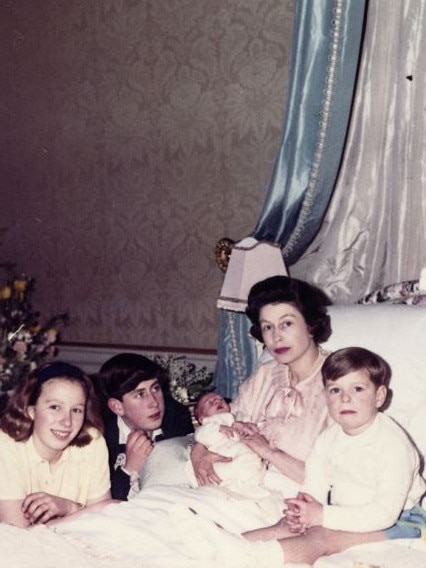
[0,361,111,527]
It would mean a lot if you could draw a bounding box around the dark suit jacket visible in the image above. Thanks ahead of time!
[103,395,194,500]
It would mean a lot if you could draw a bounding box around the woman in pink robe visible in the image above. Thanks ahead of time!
[192,275,332,487]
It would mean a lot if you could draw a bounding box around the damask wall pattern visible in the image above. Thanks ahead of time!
[0,0,294,350]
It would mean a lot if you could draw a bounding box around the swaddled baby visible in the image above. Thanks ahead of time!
[187,392,268,498]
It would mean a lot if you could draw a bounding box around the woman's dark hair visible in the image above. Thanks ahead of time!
[322,347,392,389]
[0,361,103,446]
[95,353,168,402]
[246,275,332,344]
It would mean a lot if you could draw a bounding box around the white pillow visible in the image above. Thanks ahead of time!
[139,435,194,489]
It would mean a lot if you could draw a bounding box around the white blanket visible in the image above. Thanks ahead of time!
[1,484,425,568]
[0,485,286,568]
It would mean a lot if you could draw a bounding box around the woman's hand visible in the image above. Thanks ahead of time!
[190,442,231,486]
[125,429,154,473]
[240,431,272,460]
[219,424,237,438]
[21,492,79,525]
[243,434,306,484]
[231,421,259,438]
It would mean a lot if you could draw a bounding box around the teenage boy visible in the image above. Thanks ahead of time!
[95,353,193,500]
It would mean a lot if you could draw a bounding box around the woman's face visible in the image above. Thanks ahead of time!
[259,302,316,367]
[28,378,86,462]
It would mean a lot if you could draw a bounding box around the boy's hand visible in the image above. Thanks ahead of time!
[284,492,323,531]
[283,497,305,533]
[125,429,153,473]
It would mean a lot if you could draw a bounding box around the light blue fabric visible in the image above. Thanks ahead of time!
[384,504,426,540]
[215,0,367,398]
[214,310,258,400]
[253,0,367,265]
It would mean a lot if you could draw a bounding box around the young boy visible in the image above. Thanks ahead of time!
[245,347,426,551]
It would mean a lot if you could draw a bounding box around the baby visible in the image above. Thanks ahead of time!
[189,392,268,498]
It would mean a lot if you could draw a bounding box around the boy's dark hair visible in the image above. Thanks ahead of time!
[322,347,392,389]
[246,275,332,344]
[95,353,168,401]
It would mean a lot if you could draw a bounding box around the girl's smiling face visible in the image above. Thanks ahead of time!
[259,302,316,370]
[28,378,86,462]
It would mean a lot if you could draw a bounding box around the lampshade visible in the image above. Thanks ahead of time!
[217,237,288,312]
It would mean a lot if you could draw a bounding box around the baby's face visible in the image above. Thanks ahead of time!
[197,393,230,420]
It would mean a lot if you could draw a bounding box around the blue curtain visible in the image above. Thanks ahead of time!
[215,0,367,399]
[214,310,259,400]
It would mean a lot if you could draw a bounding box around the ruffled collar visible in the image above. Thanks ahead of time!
[264,348,328,420]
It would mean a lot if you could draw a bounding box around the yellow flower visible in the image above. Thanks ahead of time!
[0,285,12,299]
[13,277,28,293]
[46,328,58,343]
[13,277,29,301]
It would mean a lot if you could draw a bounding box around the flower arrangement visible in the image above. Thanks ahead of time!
[0,274,69,395]
[153,353,214,404]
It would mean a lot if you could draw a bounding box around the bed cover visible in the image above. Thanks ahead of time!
[1,482,425,568]
[2,304,426,567]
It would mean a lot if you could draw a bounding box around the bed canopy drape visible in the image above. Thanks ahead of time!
[291,0,426,300]
[215,0,367,399]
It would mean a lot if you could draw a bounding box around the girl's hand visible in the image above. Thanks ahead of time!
[22,492,78,525]
[190,442,231,486]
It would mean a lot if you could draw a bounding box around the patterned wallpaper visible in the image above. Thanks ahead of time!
[0,0,294,351]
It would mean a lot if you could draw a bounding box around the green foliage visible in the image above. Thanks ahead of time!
[0,275,69,393]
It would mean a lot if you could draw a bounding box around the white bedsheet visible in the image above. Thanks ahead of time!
[314,538,426,568]
[0,485,285,568]
[1,484,425,568]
